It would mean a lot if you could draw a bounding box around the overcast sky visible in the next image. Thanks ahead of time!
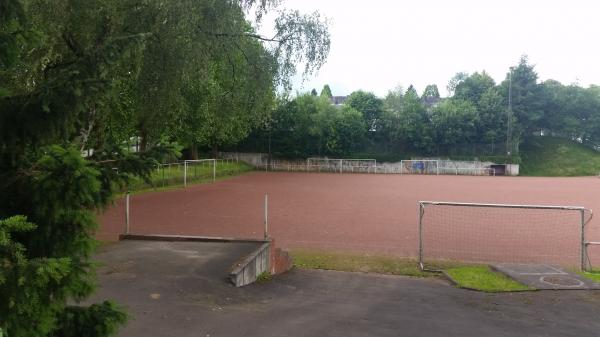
[261,0,600,97]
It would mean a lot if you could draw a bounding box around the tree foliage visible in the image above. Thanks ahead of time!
[0,0,330,335]
[320,84,332,98]
[240,55,600,158]
[422,84,440,99]
[346,90,383,132]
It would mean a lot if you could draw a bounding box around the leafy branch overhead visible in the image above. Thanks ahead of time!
[202,9,330,91]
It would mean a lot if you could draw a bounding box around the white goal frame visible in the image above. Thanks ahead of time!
[306,158,377,173]
[418,201,592,271]
[184,159,216,187]
[400,160,439,175]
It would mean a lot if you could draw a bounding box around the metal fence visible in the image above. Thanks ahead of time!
[124,158,243,190]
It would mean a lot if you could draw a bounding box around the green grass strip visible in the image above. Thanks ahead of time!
[445,266,531,292]
[577,271,600,283]
[290,249,460,278]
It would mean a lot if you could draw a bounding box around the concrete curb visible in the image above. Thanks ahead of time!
[119,233,268,244]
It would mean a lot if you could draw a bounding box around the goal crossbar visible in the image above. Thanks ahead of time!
[184,159,216,187]
[418,201,592,271]
[420,201,585,211]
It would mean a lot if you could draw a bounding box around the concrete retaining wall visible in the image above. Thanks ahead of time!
[229,242,271,287]
[119,234,293,288]
[229,239,293,287]
[218,151,519,176]
[219,152,267,167]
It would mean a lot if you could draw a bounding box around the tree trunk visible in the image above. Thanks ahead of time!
[139,129,148,152]
[190,144,198,160]
[211,144,218,158]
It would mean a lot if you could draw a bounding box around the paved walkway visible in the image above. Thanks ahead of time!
[89,241,600,337]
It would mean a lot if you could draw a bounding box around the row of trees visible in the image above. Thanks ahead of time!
[242,56,600,158]
[0,0,329,336]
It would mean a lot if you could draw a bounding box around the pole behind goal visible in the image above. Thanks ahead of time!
[418,201,593,271]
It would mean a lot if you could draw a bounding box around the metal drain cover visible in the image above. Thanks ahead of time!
[540,276,584,287]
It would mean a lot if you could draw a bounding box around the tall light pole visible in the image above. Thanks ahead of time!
[506,67,513,156]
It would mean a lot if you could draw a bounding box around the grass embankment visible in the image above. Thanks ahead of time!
[445,266,531,292]
[124,161,253,193]
[290,250,531,291]
[520,137,600,176]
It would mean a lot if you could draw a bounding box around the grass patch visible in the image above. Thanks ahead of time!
[578,271,600,283]
[445,266,531,292]
[290,249,462,278]
[256,271,272,283]
[520,137,600,176]
[120,162,253,194]
[291,250,532,292]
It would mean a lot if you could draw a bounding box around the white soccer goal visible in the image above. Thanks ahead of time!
[306,158,377,173]
[400,160,439,175]
[184,159,216,187]
[418,201,593,271]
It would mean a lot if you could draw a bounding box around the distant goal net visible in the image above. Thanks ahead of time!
[306,158,377,173]
[418,201,593,271]
[400,160,439,175]
[183,159,216,186]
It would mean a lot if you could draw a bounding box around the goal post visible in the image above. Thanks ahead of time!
[417,201,593,271]
[184,159,216,187]
[400,160,439,175]
[306,158,377,173]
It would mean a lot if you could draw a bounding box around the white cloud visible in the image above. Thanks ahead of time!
[260,0,600,97]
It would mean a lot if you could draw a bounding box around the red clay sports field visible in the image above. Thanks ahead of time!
[98,172,600,267]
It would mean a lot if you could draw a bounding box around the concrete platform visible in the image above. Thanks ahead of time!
[492,263,600,290]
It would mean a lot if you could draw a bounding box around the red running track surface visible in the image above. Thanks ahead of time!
[98,172,600,266]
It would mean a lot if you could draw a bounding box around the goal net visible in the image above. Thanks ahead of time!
[184,159,216,186]
[401,160,439,175]
[306,158,377,173]
[418,201,592,271]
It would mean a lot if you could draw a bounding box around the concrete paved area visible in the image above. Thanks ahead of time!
[90,241,600,337]
[492,263,600,290]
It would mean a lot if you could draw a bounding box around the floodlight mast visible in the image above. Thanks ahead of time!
[506,67,513,156]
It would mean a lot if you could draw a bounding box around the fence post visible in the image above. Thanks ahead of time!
[264,193,269,239]
[183,161,187,187]
[213,160,216,182]
[125,192,130,234]
[418,202,424,270]
[581,208,586,271]
[340,159,343,173]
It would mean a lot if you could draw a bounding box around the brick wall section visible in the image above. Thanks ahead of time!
[269,239,293,275]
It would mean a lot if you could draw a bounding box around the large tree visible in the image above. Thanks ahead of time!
[0,0,330,335]
[500,56,544,142]
[454,71,496,104]
[345,90,383,132]
[431,99,479,146]
[320,84,333,98]
[422,84,440,99]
